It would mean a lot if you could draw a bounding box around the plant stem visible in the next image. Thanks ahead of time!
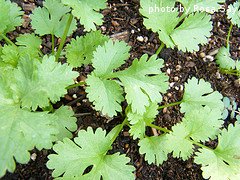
[66,81,86,89]
[220,68,240,76]
[55,14,73,61]
[226,23,233,48]
[51,34,55,55]
[0,34,16,46]
[158,100,183,110]
[146,123,171,133]
[188,139,213,151]
[109,118,128,145]
[156,41,165,55]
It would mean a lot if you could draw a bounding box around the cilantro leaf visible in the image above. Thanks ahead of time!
[0,34,42,69]
[139,0,179,49]
[139,135,168,165]
[14,55,78,110]
[92,40,131,77]
[180,77,224,114]
[165,123,194,160]
[52,106,77,141]
[182,106,223,142]
[62,0,107,31]
[16,33,42,59]
[178,0,225,14]
[86,74,124,117]
[128,103,158,139]
[0,104,58,177]
[171,12,212,52]
[47,127,135,179]
[65,31,109,67]
[140,0,213,52]
[87,40,168,116]
[31,0,77,37]
[216,46,237,69]
[227,1,240,27]
[0,0,23,35]
[194,124,240,179]
[117,54,168,114]
[1,45,19,67]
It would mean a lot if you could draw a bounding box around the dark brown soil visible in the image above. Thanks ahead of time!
[3,0,239,179]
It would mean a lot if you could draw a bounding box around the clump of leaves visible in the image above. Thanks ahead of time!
[139,0,225,52]
[0,0,80,176]
[85,39,169,116]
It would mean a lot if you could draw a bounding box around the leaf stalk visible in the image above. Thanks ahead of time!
[158,100,183,110]
[55,14,73,61]
[0,34,16,46]
[226,23,233,48]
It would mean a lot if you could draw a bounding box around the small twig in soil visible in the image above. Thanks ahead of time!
[74,113,92,117]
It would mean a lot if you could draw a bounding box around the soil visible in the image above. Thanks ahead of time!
[3,0,240,179]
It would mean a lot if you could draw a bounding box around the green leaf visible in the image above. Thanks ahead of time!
[165,123,194,160]
[128,103,158,139]
[31,0,77,37]
[92,39,131,77]
[118,54,168,114]
[194,124,240,180]
[14,55,78,110]
[139,0,179,49]
[1,34,42,68]
[52,106,77,141]
[0,0,23,35]
[86,74,124,117]
[62,0,107,31]
[0,104,58,177]
[16,33,42,59]
[65,31,109,67]
[170,12,212,52]
[140,0,213,52]
[178,0,225,14]
[0,45,19,67]
[182,106,223,142]
[0,66,16,104]
[47,127,135,179]
[87,40,168,116]
[139,135,168,165]
[227,1,240,27]
[181,77,224,114]
[216,46,237,69]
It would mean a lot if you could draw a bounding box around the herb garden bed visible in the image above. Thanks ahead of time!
[1,0,240,179]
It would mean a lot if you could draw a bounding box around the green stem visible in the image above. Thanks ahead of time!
[55,14,73,61]
[158,100,183,110]
[188,139,213,151]
[66,81,86,89]
[51,34,55,55]
[156,41,165,55]
[226,23,233,48]
[109,118,128,145]
[146,123,171,133]
[0,34,16,46]
[220,68,240,76]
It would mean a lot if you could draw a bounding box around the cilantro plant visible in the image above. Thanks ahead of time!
[1,0,240,179]
[139,0,225,53]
